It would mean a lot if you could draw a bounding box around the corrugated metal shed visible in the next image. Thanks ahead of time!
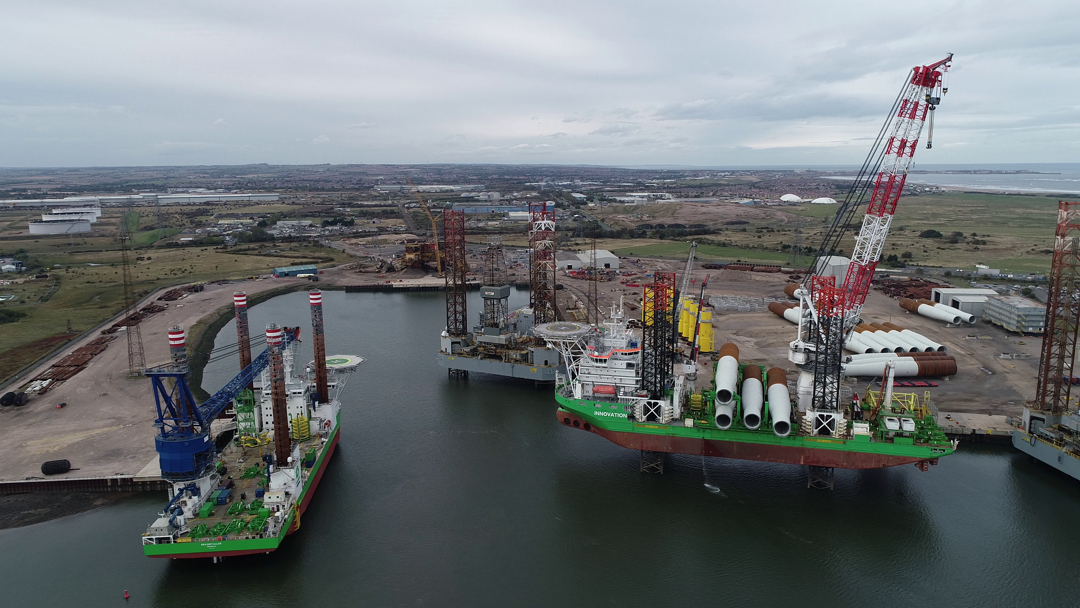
[273,265,318,277]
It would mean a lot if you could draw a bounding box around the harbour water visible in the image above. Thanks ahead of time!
[4,290,1080,607]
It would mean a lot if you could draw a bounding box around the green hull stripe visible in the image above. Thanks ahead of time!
[555,394,953,459]
[143,412,339,557]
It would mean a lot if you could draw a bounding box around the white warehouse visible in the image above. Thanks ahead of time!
[556,250,620,270]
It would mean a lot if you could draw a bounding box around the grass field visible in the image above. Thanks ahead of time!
[0,241,351,385]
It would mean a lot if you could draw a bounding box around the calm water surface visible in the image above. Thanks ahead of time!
[3,290,1080,607]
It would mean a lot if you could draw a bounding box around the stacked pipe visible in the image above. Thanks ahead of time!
[713,343,739,429]
[309,290,329,404]
[783,284,799,299]
[882,322,945,352]
[766,368,791,437]
[842,351,957,377]
[850,325,894,353]
[712,343,792,436]
[267,324,291,466]
[741,365,763,430]
[767,302,801,324]
[900,298,975,325]
[234,292,252,390]
[852,323,945,354]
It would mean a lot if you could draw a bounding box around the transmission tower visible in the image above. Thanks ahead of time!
[1034,201,1080,414]
[529,202,556,324]
[119,206,146,376]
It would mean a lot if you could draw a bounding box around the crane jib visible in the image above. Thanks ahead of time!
[198,327,299,423]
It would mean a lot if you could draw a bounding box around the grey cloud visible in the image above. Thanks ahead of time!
[0,0,1075,166]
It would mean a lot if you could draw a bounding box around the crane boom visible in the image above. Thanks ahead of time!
[790,54,953,424]
[676,241,697,318]
[406,177,444,275]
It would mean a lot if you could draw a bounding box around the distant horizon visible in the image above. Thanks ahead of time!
[1,161,1078,171]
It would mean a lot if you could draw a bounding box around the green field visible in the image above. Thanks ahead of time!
[0,237,351,385]
[610,242,788,263]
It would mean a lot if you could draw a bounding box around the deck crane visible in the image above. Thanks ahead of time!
[789,54,953,437]
[146,327,300,481]
[406,177,444,275]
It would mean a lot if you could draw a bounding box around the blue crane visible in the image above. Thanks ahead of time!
[146,327,300,481]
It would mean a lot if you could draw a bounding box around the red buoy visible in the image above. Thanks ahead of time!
[124,590,130,600]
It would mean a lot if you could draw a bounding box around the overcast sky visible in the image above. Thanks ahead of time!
[0,0,1076,167]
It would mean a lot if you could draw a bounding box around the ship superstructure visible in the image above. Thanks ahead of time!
[142,290,361,559]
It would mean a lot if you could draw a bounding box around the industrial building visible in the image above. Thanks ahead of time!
[28,218,92,235]
[272,264,318,278]
[814,255,849,285]
[0,192,278,208]
[930,287,999,316]
[0,258,23,273]
[556,250,620,271]
[984,295,1045,334]
[42,207,101,222]
[27,205,103,235]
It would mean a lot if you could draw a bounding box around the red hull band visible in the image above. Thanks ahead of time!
[557,410,932,470]
[288,428,339,534]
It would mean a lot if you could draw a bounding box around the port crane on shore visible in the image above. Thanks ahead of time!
[789,54,953,438]
[405,177,444,275]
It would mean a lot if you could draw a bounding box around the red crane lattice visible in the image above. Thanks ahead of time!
[1035,201,1080,414]
[529,202,556,324]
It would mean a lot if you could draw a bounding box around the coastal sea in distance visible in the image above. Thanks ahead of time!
[842,163,1080,195]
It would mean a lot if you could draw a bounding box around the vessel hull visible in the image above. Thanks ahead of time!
[144,422,339,559]
[556,405,948,470]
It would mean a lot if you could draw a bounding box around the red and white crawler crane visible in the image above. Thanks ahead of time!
[789,54,954,436]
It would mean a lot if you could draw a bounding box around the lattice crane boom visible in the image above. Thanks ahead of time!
[839,53,952,324]
[789,54,953,423]
[406,177,444,275]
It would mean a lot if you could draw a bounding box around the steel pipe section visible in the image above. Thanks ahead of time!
[844,352,952,365]
[882,322,946,352]
[741,365,764,430]
[714,402,734,430]
[844,333,878,354]
[766,368,791,437]
[855,326,898,352]
[843,356,957,378]
[923,299,976,324]
[714,343,740,404]
[767,302,800,324]
[900,298,960,324]
[869,323,922,352]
